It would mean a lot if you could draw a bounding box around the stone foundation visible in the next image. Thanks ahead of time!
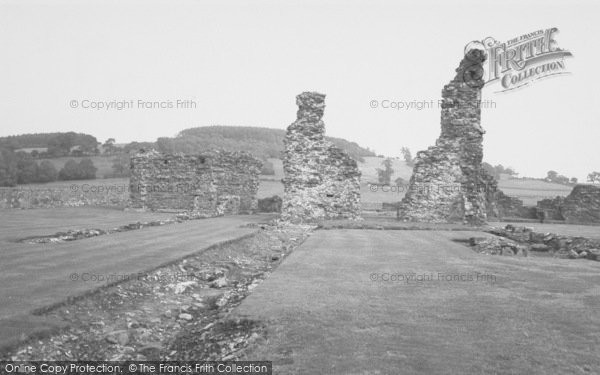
[130,149,261,216]
[282,92,361,223]
[0,185,128,209]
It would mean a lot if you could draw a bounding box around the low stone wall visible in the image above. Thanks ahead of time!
[0,184,128,209]
[562,185,600,224]
[534,185,600,224]
[536,196,566,220]
[130,149,261,216]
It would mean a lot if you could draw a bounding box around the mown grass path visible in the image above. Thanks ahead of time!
[0,211,272,350]
[237,229,600,374]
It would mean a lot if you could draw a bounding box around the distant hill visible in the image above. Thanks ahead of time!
[155,126,376,162]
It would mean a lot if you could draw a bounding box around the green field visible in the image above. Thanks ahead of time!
[497,178,573,205]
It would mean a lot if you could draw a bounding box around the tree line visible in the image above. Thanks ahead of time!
[0,132,99,157]
[0,149,97,187]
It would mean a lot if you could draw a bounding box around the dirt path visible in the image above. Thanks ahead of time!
[0,214,272,350]
[235,229,600,374]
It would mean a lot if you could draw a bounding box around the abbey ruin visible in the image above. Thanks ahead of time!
[129,149,261,216]
[399,49,494,224]
[282,92,362,222]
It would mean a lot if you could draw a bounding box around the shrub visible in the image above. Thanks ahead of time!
[260,160,275,175]
[111,154,130,177]
[0,148,18,186]
[59,158,97,180]
[258,195,282,212]
[37,161,58,183]
[16,152,39,184]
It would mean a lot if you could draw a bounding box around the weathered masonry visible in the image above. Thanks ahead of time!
[282,92,362,223]
[400,49,492,224]
[129,149,261,216]
[536,185,600,224]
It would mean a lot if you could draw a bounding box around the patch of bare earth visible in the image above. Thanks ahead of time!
[2,223,314,361]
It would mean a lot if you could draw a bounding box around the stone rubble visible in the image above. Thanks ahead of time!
[484,224,600,260]
[282,92,361,223]
[19,212,213,244]
[468,237,528,256]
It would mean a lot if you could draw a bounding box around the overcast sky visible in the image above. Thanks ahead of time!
[1,0,598,180]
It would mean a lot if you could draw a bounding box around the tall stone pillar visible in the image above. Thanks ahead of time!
[400,49,491,224]
[282,92,361,223]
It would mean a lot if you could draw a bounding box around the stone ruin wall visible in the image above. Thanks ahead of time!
[399,49,491,224]
[398,48,531,224]
[0,186,128,209]
[282,92,361,223]
[562,185,600,224]
[535,185,600,224]
[536,196,566,220]
[130,149,261,216]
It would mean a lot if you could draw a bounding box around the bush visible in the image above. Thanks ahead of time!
[0,150,59,185]
[376,158,394,185]
[111,154,130,178]
[258,195,282,212]
[16,152,39,184]
[394,177,407,186]
[401,147,415,167]
[0,148,18,186]
[59,158,97,180]
[37,161,58,183]
[260,160,275,175]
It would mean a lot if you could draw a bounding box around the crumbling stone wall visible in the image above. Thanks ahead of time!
[534,185,600,224]
[282,92,361,222]
[130,149,261,216]
[479,173,533,219]
[400,49,490,224]
[561,185,600,224]
[0,185,128,209]
[536,196,566,220]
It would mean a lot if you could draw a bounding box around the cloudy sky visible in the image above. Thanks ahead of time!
[1,0,598,180]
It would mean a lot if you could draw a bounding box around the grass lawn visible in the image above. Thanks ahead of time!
[0,206,173,241]
[0,209,272,350]
[236,229,600,374]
